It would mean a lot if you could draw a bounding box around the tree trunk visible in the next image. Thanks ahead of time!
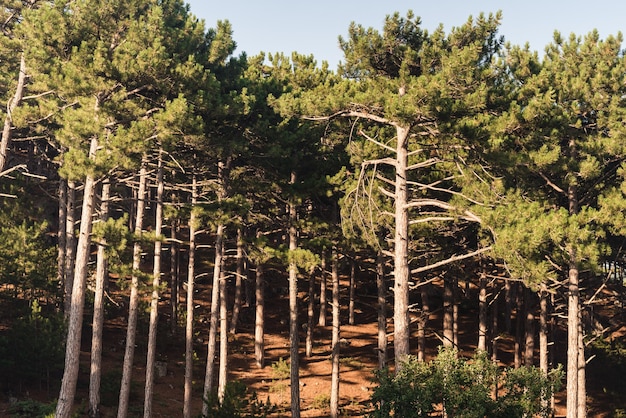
[524,287,536,366]
[577,310,586,418]
[443,274,454,348]
[417,284,429,362]
[376,249,387,369]
[504,280,512,333]
[491,284,499,363]
[515,283,524,369]
[57,178,67,291]
[318,254,327,327]
[539,284,549,373]
[330,248,340,418]
[0,52,26,172]
[230,228,245,333]
[393,125,411,366]
[218,245,228,402]
[118,157,148,418]
[452,276,459,348]
[183,175,198,418]
[55,137,98,418]
[63,180,77,317]
[255,262,265,368]
[144,150,164,418]
[478,271,488,352]
[306,266,315,357]
[348,257,356,325]
[89,178,110,418]
[202,222,224,416]
[170,213,179,334]
[288,171,301,418]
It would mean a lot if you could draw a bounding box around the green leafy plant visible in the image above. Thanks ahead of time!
[200,380,275,418]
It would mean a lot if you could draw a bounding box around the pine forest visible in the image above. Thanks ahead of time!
[2,2,626,417]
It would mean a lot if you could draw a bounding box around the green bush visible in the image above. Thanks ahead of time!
[369,346,562,418]
[200,380,275,418]
[8,398,56,417]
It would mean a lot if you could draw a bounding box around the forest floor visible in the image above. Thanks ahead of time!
[1,272,626,417]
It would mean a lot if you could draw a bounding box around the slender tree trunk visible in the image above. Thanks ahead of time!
[417,284,429,362]
[452,276,459,348]
[63,180,77,317]
[218,245,228,402]
[57,178,67,292]
[539,284,549,374]
[577,310,586,418]
[144,150,164,418]
[491,284,499,363]
[183,175,198,418]
[202,222,224,415]
[89,178,110,418]
[288,171,301,418]
[348,257,356,325]
[504,280,513,333]
[376,249,387,369]
[55,137,98,418]
[230,228,245,333]
[118,157,148,418]
[255,262,265,368]
[170,214,179,334]
[330,248,340,418]
[478,271,488,352]
[393,125,411,366]
[0,52,26,172]
[443,274,454,348]
[515,283,524,369]
[306,266,315,357]
[524,287,536,366]
[318,254,327,327]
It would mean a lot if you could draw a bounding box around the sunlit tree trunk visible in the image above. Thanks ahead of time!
[63,180,77,317]
[306,266,315,357]
[348,257,356,325]
[376,250,387,369]
[230,228,245,333]
[0,53,26,172]
[57,178,67,291]
[218,245,228,402]
[288,171,301,418]
[118,156,148,418]
[183,174,197,418]
[55,137,98,418]
[524,287,535,366]
[144,150,164,417]
[330,248,340,418]
[417,284,429,362]
[89,178,110,418]
[478,271,488,352]
[255,262,265,368]
[318,253,327,327]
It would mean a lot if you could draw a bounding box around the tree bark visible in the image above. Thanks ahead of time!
[218,244,228,402]
[376,249,387,369]
[230,227,245,333]
[183,175,198,418]
[288,171,301,418]
[318,253,327,327]
[63,180,77,317]
[515,283,524,369]
[306,266,315,357]
[170,212,179,334]
[524,287,536,366]
[118,157,148,418]
[330,248,340,418]
[443,274,454,348]
[539,284,549,374]
[57,178,67,291]
[478,271,488,352]
[89,178,110,418]
[393,125,411,366]
[348,257,356,325]
[417,284,429,362]
[55,137,98,418]
[0,52,26,172]
[255,262,265,368]
[144,150,164,418]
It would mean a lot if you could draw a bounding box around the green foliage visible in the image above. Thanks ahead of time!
[270,357,290,380]
[8,398,56,418]
[369,347,562,418]
[0,300,66,390]
[200,380,275,418]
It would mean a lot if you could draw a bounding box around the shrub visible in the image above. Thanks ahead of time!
[200,380,275,418]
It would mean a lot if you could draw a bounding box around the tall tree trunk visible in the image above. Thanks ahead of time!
[417,284,429,362]
[255,262,265,368]
[288,171,301,418]
[170,213,179,334]
[0,52,26,172]
[452,276,459,348]
[183,175,198,418]
[376,249,387,369]
[118,157,148,418]
[55,137,98,418]
[393,125,411,365]
[491,284,499,363]
[504,280,513,333]
[577,310,586,418]
[524,287,536,366]
[539,284,549,374]
[478,271,488,352]
[202,222,224,416]
[318,254,327,327]
[63,180,77,317]
[348,257,356,325]
[330,248,340,418]
[57,178,67,292]
[230,228,245,333]
[515,283,524,369]
[218,245,228,402]
[306,266,315,357]
[443,274,454,348]
[144,150,164,418]
[89,178,110,418]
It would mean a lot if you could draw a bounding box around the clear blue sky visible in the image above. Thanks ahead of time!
[186,1,626,69]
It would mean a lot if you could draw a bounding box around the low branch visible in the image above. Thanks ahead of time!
[411,246,492,275]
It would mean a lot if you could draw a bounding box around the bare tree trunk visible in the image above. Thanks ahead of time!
[255,262,265,368]
[202,222,224,415]
[230,228,245,334]
[288,171,301,418]
[515,283,524,369]
[118,157,148,418]
[306,266,315,357]
[478,271,488,352]
[183,175,198,418]
[170,214,179,334]
[524,287,536,366]
[55,137,98,418]
[218,245,228,402]
[539,284,549,373]
[376,249,387,369]
[443,274,454,348]
[318,254,327,327]
[491,284,499,363]
[57,178,67,291]
[89,178,110,418]
[577,310,586,418]
[144,150,164,418]
[0,53,26,172]
[330,248,340,418]
[504,280,512,333]
[348,257,356,325]
[417,284,429,362]
[393,125,411,365]
[63,180,77,317]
